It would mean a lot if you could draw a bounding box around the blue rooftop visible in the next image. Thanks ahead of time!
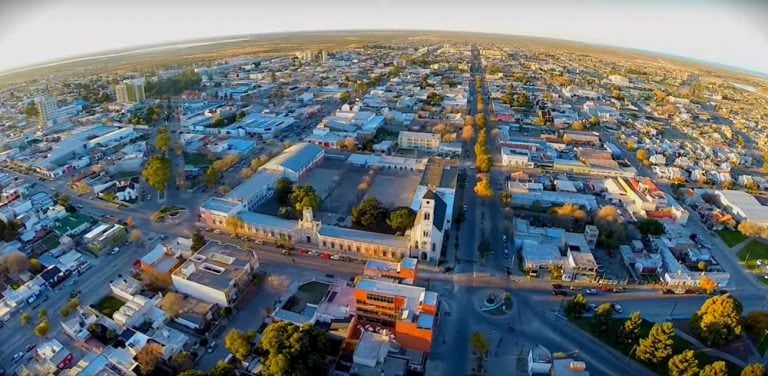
[200,197,240,215]
[416,313,434,329]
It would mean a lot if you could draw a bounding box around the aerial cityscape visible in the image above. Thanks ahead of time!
[0,2,768,376]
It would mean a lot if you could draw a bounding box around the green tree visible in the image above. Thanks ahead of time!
[23,105,40,120]
[426,92,444,106]
[209,361,236,376]
[477,236,492,259]
[741,363,766,376]
[20,312,31,325]
[563,294,587,318]
[34,320,51,337]
[637,219,665,236]
[225,329,253,361]
[620,311,644,347]
[635,322,675,364]
[156,128,171,153]
[142,155,171,193]
[690,294,743,347]
[590,303,614,337]
[38,310,48,320]
[699,361,728,376]
[224,215,244,236]
[178,371,207,376]
[745,311,768,338]
[667,350,699,376]
[259,322,329,376]
[191,231,206,252]
[387,207,416,234]
[351,197,389,230]
[202,167,219,188]
[274,177,294,206]
[469,331,490,357]
[290,185,321,212]
[339,91,351,103]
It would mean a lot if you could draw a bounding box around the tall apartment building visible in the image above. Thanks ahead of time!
[34,95,58,127]
[354,278,438,353]
[115,79,146,104]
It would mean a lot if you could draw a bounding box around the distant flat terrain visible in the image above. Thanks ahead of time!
[1,30,765,86]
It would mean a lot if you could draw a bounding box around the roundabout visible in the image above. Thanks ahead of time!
[476,289,514,317]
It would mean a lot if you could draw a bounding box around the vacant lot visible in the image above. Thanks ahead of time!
[716,229,748,247]
[364,171,421,209]
[301,167,345,200]
[319,167,370,216]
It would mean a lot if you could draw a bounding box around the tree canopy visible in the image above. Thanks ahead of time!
[667,350,699,376]
[352,197,389,230]
[259,322,329,376]
[225,329,253,361]
[155,128,171,153]
[637,219,665,236]
[142,155,171,193]
[135,342,165,374]
[563,294,587,318]
[290,185,321,212]
[635,322,675,364]
[690,294,743,347]
[387,207,416,234]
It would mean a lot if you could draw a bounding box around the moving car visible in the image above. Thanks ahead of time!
[110,247,120,255]
[12,352,24,363]
[25,343,36,352]
[584,288,598,295]
[612,303,624,313]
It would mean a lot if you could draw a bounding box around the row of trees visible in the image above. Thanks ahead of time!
[350,196,416,235]
[202,154,241,189]
[216,322,330,376]
[564,293,758,375]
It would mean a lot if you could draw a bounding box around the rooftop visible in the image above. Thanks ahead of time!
[263,142,323,173]
[319,225,410,250]
[172,241,257,290]
[225,169,282,203]
[356,278,437,325]
[200,197,241,215]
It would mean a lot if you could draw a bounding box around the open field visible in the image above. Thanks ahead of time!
[716,229,749,247]
[364,170,421,209]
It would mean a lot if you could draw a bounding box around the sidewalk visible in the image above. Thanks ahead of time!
[673,329,749,368]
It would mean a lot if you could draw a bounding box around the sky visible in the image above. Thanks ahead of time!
[0,0,766,74]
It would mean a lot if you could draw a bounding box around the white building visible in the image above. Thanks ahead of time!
[410,190,448,262]
[171,242,259,307]
[115,79,146,104]
[398,131,441,151]
[715,190,768,226]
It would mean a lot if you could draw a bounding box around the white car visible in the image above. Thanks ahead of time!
[110,247,120,255]
[12,352,24,362]
[612,303,624,313]
[330,255,342,261]
[585,288,598,295]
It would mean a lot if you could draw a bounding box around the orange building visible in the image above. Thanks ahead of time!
[354,278,438,353]
[363,257,418,285]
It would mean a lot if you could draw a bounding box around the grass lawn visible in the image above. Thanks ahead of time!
[92,296,126,318]
[184,153,212,167]
[571,318,740,375]
[737,240,768,270]
[716,229,749,247]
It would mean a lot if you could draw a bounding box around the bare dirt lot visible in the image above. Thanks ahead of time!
[364,171,421,209]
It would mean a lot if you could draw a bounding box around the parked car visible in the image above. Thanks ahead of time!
[330,254,342,261]
[551,289,568,296]
[502,235,508,243]
[612,287,626,293]
[213,229,222,234]
[25,343,36,352]
[308,250,319,256]
[599,286,613,292]
[206,342,217,353]
[584,288,598,295]
[298,249,309,255]
[587,303,598,312]
[281,250,291,255]
[110,247,120,255]
[612,303,624,313]
[12,352,24,363]
[320,253,331,260]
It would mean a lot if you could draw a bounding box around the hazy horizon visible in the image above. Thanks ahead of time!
[1,0,766,75]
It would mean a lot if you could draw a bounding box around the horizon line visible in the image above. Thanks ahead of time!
[1,28,766,80]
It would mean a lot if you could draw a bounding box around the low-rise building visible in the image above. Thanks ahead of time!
[364,258,418,285]
[397,131,441,151]
[171,241,259,307]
